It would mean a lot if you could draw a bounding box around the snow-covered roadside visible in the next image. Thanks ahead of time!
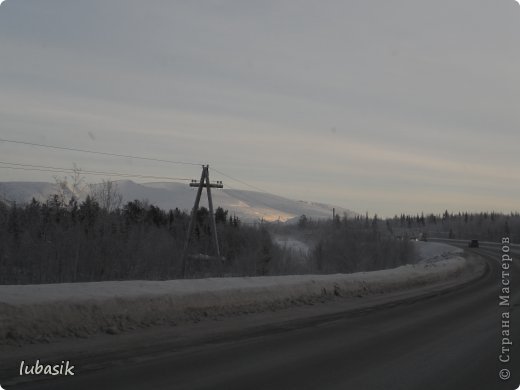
[413,241,464,263]
[0,242,477,344]
[272,234,310,256]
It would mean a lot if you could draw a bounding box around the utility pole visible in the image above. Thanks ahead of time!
[181,165,223,277]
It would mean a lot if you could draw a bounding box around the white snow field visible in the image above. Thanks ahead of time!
[0,242,477,344]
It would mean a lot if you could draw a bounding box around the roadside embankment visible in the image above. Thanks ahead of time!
[0,242,481,344]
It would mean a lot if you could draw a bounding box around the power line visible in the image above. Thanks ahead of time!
[212,167,268,194]
[0,138,297,216]
[212,167,294,218]
[0,161,192,181]
[0,138,202,167]
[0,138,273,194]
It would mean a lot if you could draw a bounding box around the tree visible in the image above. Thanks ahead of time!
[7,203,22,246]
[256,227,273,275]
[146,205,167,226]
[298,214,308,229]
[89,180,123,212]
[123,200,146,224]
[53,163,88,207]
[215,207,228,224]
[79,196,100,230]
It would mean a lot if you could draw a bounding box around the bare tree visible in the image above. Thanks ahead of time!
[53,163,88,207]
[89,179,123,212]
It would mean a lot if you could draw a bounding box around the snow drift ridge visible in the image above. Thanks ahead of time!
[0,248,481,344]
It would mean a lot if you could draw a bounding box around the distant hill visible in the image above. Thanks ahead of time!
[0,180,357,223]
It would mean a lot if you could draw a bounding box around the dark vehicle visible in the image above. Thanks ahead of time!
[468,239,479,248]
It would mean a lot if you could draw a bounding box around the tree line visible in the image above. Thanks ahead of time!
[385,211,519,242]
[0,197,420,285]
[272,213,416,275]
[7,179,490,284]
[0,190,277,284]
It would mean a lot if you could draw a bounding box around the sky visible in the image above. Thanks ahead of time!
[0,0,519,217]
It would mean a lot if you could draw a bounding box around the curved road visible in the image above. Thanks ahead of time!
[10,244,520,390]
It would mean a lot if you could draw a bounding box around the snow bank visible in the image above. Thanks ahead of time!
[413,241,464,263]
[0,244,474,344]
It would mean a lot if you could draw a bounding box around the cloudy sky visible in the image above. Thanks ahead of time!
[0,0,519,217]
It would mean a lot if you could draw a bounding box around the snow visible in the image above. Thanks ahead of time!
[0,180,357,222]
[272,234,310,256]
[0,242,477,344]
[413,241,464,263]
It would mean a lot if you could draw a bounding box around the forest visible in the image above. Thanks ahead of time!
[0,180,517,285]
[0,180,411,284]
[384,210,520,243]
[0,193,274,284]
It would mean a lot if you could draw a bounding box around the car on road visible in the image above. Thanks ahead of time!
[468,239,479,248]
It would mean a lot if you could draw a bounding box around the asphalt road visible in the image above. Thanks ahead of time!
[10,244,520,390]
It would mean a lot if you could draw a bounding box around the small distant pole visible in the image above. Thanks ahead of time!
[333,207,335,221]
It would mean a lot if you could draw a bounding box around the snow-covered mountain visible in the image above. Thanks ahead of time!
[0,180,357,223]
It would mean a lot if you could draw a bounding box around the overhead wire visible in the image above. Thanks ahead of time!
[212,166,299,220]
[0,161,192,181]
[220,182,270,220]
[211,166,268,194]
[0,138,203,166]
[0,138,296,220]
[0,138,278,196]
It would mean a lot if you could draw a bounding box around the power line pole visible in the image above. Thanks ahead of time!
[181,165,223,277]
